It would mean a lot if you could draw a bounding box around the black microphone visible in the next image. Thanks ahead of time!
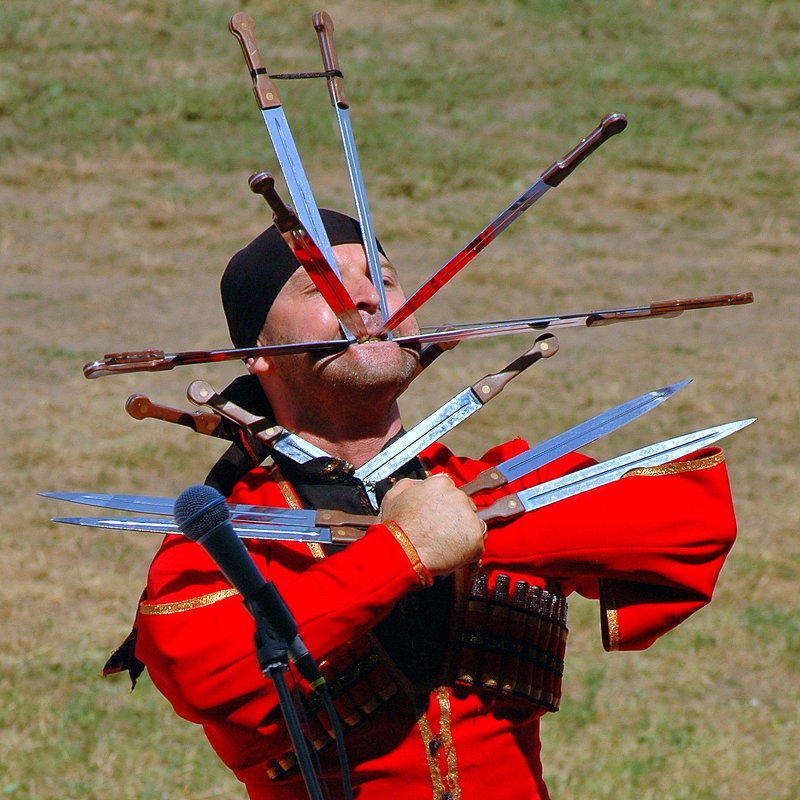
[174,484,322,685]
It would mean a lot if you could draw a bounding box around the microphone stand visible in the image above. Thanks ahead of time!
[245,596,326,800]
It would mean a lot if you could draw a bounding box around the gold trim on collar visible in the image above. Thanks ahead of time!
[625,449,724,478]
[138,587,238,615]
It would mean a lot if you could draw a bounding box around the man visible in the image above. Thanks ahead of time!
[133,211,737,800]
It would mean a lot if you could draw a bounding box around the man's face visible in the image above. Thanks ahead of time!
[253,243,421,402]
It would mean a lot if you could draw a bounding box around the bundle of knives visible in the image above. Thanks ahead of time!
[44,11,755,538]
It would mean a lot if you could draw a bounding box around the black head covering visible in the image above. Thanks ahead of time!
[221,209,386,348]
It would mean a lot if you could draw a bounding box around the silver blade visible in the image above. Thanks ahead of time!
[51,516,333,544]
[354,387,482,493]
[515,417,756,513]
[41,492,319,527]
[336,106,390,321]
[270,429,333,464]
[261,109,338,273]
[496,379,692,484]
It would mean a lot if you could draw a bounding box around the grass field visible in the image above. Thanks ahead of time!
[1,0,798,798]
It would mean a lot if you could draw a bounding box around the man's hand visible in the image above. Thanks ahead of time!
[379,474,486,576]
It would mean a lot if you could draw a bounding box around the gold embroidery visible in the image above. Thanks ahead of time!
[272,466,327,562]
[416,711,446,800]
[606,608,620,651]
[437,687,462,800]
[384,520,433,587]
[138,588,238,615]
[625,449,724,477]
[602,581,620,651]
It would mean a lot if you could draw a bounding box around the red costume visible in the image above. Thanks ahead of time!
[134,439,736,800]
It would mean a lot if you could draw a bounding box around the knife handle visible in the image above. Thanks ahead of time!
[470,333,558,404]
[316,509,377,529]
[312,10,348,109]
[229,12,282,110]
[458,466,508,498]
[249,171,298,233]
[540,113,627,187]
[187,380,284,444]
[476,494,526,523]
[329,526,367,545]
[125,394,224,436]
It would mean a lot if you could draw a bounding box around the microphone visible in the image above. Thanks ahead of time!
[174,484,322,685]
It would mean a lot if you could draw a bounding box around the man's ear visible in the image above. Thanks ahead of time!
[247,356,272,377]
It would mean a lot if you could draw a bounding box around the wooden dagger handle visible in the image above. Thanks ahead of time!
[649,292,754,314]
[125,394,223,436]
[229,12,282,110]
[540,113,627,187]
[470,333,558,403]
[312,10,348,108]
[316,509,378,528]
[249,171,298,233]
[477,494,526,522]
[330,526,367,544]
[187,380,284,443]
[459,467,508,497]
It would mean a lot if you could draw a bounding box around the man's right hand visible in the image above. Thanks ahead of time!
[379,474,486,576]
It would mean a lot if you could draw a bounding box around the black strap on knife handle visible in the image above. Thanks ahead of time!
[313,10,348,109]
[229,13,283,110]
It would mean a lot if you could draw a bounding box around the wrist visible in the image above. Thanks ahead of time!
[382,520,434,588]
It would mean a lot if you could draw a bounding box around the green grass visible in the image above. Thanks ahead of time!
[1,0,798,797]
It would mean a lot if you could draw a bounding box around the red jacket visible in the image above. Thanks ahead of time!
[135,440,736,799]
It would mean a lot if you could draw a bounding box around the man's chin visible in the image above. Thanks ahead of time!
[316,343,419,389]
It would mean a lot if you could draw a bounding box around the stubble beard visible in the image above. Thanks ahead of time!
[261,329,420,425]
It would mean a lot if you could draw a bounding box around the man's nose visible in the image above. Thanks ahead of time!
[347,272,381,313]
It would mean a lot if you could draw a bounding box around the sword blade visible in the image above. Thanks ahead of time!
[312,11,390,323]
[479,418,756,521]
[82,292,754,379]
[355,387,482,496]
[374,113,628,336]
[42,492,320,526]
[354,335,557,497]
[248,171,366,340]
[229,12,337,271]
[460,379,692,494]
[51,516,334,544]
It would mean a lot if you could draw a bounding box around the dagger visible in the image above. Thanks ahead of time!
[354,334,558,507]
[43,376,703,525]
[183,336,556,490]
[229,12,338,273]
[372,113,628,337]
[45,417,755,542]
[82,291,753,378]
[312,10,390,324]
[186,379,334,465]
[248,171,368,341]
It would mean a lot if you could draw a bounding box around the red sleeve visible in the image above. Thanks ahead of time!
[134,485,429,769]
[479,447,737,651]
